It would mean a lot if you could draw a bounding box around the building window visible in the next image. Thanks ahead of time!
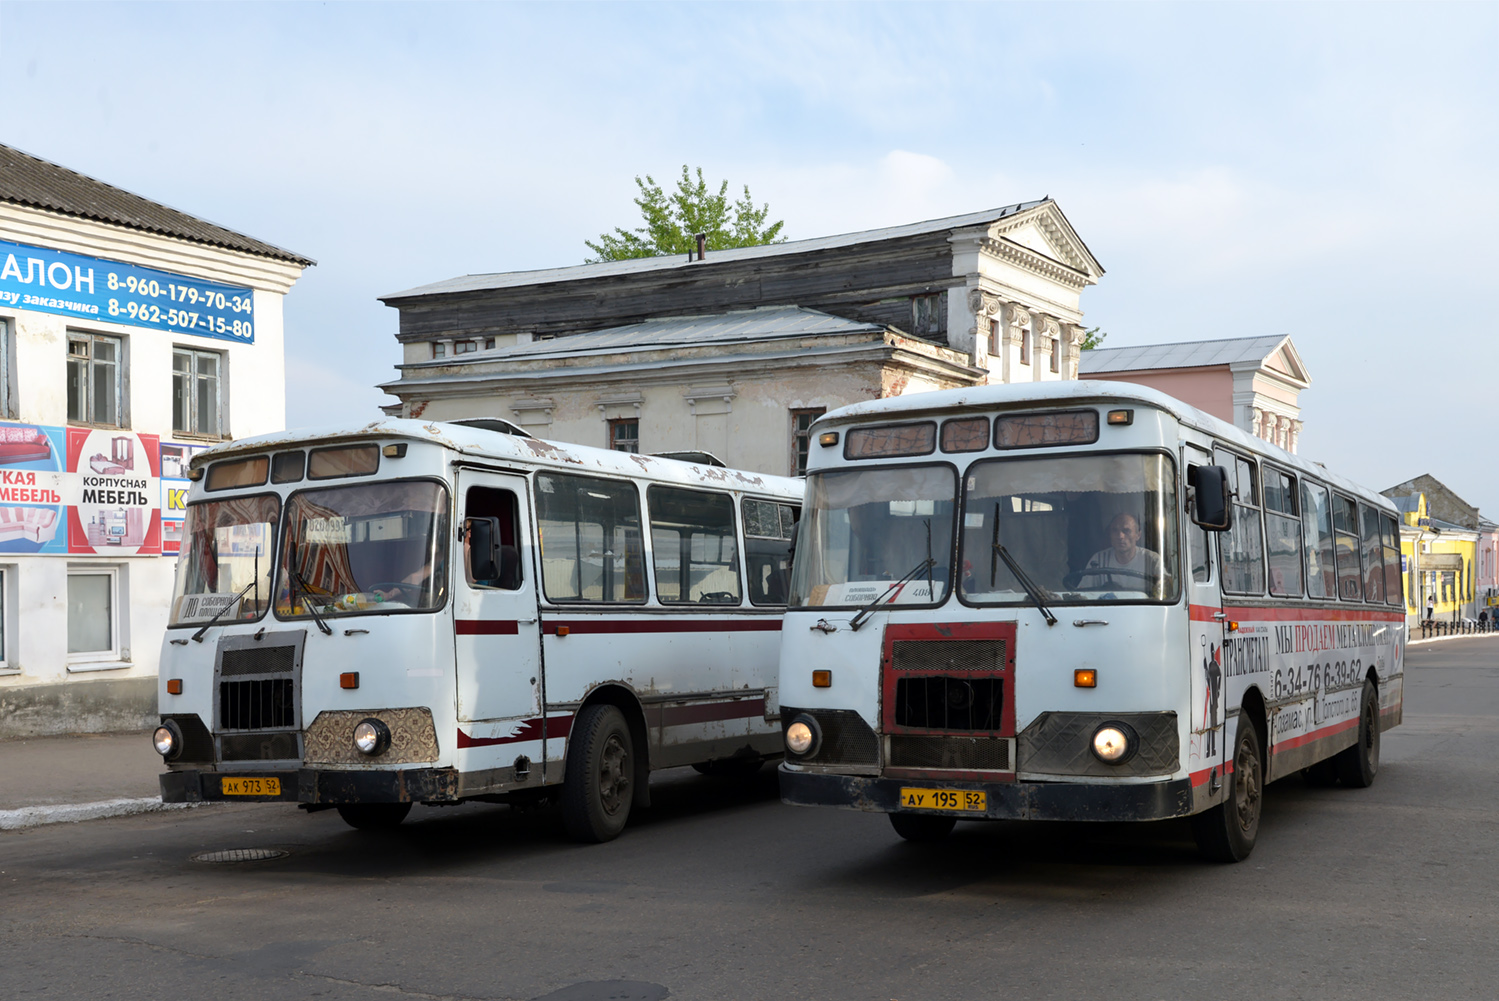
[67,332,123,426]
[432,342,446,359]
[1050,336,1061,373]
[0,318,13,419]
[454,340,477,355]
[911,294,943,337]
[0,567,8,669]
[1019,327,1031,365]
[791,408,825,476]
[609,418,639,453]
[988,319,1000,355]
[67,568,121,666]
[484,337,496,350]
[172,348,223,438]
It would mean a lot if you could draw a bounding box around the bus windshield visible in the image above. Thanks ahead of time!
[170,494,279,626]
[789,464,956,608]
[959,452,1180,604]
[277,480,450,618]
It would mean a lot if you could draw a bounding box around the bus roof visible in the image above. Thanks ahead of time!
[817,380,1395,514]
[189,419,803,499]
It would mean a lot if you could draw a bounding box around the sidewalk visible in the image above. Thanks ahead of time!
[0,729,208,830]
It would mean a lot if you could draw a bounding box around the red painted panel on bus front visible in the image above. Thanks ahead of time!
[880,621,1017,738]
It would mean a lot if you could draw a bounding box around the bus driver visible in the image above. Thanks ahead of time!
[1078,512,1164,591]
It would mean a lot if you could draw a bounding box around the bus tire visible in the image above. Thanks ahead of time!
[1191,715,1263,863]
[890,813,956,843]
[1334,681,1380,789]
[335,802,411,830]
[562,704,635,843]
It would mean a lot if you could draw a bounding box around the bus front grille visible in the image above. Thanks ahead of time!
[888,735,1011,771]
[891,639,1006,673]
[219,679,296,731]
[892,676,1004,732]
[220,731,300,761]
[220,645,296,677]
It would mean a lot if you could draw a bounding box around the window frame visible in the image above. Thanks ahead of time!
[534,471,647,605]
[1214,446,1266,596]
[0,316,15,419]
[790,407,826,476]
[66,330,126,428]
[742,497,798,607]
[1262,463,1304,599]
[608,417,640,454]
[1299,479,1337,601]
[172,346,226,439]
[1332,493,1365,601]
[646,484,743,606]
[66,566,125,669]
[0,565,11,671]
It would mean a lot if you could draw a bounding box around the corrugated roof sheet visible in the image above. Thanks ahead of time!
[1080,334,1289,374]
[0,144,314,266]
[383,201,1050,300]
[410,306,884,367]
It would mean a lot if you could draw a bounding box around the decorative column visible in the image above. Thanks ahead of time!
[1040,317,1062,379]
[1066,324,1087,380]
[1250,407,1265,440]
[1001,303,1031,385]
[1289,420,1303,454]
[965,289,1002,378]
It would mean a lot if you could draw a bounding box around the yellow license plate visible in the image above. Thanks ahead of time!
[221,777,280,796]
[900,787,986,812]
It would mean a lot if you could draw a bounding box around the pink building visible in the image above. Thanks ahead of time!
[1079,335,1310,452]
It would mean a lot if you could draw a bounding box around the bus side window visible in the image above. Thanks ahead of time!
[1186,465,1211,583]
[1264,468,1303,598]
[648,486,742,605]
[535,473,647,603]
[1331,495,1363,601]
[1214,449,1265,595]
[464,486,522,590]
[1300,481,1336,599]
[1358,503,1386,603]
[744,499,798,605]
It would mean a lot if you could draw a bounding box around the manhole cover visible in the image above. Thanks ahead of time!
[191,848,289,864]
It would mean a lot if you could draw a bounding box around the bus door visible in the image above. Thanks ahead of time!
[453,471,543,723]
[1185,444,1228,796]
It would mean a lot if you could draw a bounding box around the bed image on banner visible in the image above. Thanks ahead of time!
[0,422,67,554]
[65,428,161,555]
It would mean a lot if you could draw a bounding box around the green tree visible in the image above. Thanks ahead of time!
[585,166,786,263]
[1081,326,1107,351]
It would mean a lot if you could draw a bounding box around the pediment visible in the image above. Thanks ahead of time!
[987,201,1104,279]
[1264,337,1311,386]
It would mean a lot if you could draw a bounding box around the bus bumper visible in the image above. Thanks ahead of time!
[778,765,1194,823]
[159,767,460,805]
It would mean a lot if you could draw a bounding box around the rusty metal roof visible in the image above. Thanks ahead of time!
[0,144,314,266]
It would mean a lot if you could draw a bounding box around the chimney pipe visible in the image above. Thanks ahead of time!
[695,233,706,261]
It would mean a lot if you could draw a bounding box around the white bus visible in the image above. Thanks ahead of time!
[153,419,801,841]
[777,382,1403,861]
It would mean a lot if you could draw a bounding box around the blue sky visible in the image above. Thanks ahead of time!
[1,2,1495,508]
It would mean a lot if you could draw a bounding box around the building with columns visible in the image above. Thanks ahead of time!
[378,200,1104,475]
[1080,334,1310,453]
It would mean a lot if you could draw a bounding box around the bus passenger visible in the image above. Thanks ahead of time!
[1079,512,1164,590]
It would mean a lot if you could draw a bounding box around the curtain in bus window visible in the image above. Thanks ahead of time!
[1381,513,1403,607]
[1263,469,1303,598]
[648,486,741,604]
[535,474,646,602]
[1359,504,1385,603]
[1300,482,1335,599]
[1215,450,1264,595]
[957,452,1179,604]
[1332,495,1363,600]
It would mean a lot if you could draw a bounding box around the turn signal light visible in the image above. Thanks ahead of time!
[556,625,570,637]
[1106,409,1134,426]
[1074,669,1096,688]
[166,679,183,695]
[1227,621,1239,632]
[340,672,359,689]
[812,670,832,688]
[819,432,839,447]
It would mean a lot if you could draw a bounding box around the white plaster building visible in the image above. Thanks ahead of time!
[379,201,1104,475]
[0,145,311,735]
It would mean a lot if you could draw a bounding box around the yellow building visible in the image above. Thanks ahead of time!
[1390,492,1479,624]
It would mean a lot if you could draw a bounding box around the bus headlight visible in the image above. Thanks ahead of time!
[1091,722,1137,764]
[353,718,392,756]
[152,721,182,760]
[785,714,820,757]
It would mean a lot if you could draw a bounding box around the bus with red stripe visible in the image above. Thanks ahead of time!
[152,418,800,840]
[777,382,1402,861]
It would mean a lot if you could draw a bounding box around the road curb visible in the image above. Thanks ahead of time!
[0,798,215,831]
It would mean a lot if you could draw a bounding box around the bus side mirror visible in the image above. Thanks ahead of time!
[1190,466,1233,531]
[465,517,501,581]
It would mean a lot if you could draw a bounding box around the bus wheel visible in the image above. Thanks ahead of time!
[1334,681,1380,788]
[562,704,634,843]
[335,803,412,830]
[1191,717,1263,863]
[889,813,956,843]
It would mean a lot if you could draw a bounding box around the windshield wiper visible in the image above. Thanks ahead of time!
[990,503,1057,626]
[288,564,333,635]
[190,578,259,643]
[850,519,936,632]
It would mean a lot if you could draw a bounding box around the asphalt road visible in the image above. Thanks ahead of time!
[4,639,1497,1001]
